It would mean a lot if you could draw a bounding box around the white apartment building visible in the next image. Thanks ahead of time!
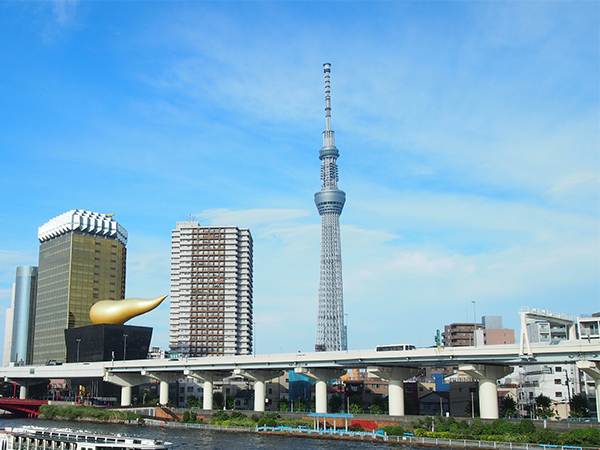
[170,221,253,357]
[578,314,600,341]
[506,308,597,419]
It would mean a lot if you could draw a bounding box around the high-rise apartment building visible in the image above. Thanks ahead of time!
[33,210,127,365]
[315,63,346,352]
[170,221,253,357]
[442,322,483,347]
[10,266,38,365]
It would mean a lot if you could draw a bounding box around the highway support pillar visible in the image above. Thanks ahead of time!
[184,370,231,411]
[103,373,149,407]
[141,371,181,406]
[576,361,600,422]
[459,364,513,419]
[4,378,29,400]
[367,367,416,416]
[295,368,345,414]
[233,369,284,412]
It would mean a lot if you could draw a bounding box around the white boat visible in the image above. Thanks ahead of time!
[0,427,172,450]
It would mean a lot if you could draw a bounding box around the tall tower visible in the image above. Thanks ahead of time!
[314,63,346,352]
[170,221,253,357]
[10,266,38,365]
[33,210,127,364]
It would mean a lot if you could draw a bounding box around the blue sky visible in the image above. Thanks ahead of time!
[0,1,598,354]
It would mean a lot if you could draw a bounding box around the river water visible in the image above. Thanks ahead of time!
[0,417,399,450]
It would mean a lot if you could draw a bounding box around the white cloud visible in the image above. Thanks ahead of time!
[52,0,79,26]
[390,252,475,277]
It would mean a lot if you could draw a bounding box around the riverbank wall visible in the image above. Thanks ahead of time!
[143,418,600,450]
[119,407,599,433]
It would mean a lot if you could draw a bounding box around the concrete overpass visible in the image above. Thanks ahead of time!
[2,340,599,420]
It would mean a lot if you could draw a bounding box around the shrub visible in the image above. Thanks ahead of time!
[429,431,453,439]
[380,426,405,436]
[256,417,277,427]
[455,420,469,432]
[481,435,504,442]
[518,419,536,434]
[210,411,229,424]
[413,428,428,437]
[491,418,518,435]
[534,429,562,445]
[411,416,434,431]
[563,428,600,446]
[470,419,484,436]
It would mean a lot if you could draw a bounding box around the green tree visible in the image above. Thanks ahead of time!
[465,399,479,417]
[296,396,307,412]
[328,394,343,413]
[349,403,363,414]
[348,394,362,413]
[213,392,224,409]
[569,393,589,418]
[369,404,383,414]
[499,395,517,418]
[349,394,362,406]
[534,394,555,419]
[371,395,386,413]
[278,396,289,412]
[187,395,199,408]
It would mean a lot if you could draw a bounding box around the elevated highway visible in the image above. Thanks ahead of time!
[2,340,599,420]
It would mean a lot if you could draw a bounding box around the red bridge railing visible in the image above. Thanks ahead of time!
[0,398,48,417]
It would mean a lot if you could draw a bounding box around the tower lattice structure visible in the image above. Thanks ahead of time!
[314,63,346,352]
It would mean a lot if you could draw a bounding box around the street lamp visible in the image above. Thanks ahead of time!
[123,334,128,361]
[76,339,81,363]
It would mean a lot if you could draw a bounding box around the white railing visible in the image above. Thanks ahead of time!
[387,435,589,450]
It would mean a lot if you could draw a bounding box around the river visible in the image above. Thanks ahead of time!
[0,417,397,450]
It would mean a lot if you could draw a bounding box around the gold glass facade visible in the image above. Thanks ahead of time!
[33,232,126,364]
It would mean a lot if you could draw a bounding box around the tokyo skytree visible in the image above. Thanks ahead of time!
[314,63,346,352]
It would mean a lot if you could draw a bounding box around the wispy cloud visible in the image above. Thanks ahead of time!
[52,0,79,26]
[197,208,312,229]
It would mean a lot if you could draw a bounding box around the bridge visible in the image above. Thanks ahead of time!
[2,340,599,420]
[0,398,48,417]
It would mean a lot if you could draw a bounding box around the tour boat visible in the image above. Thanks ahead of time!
[0,427,172,450]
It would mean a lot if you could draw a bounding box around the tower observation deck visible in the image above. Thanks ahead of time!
[314,63,346,352]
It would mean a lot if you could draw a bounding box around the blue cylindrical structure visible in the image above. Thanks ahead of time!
[11,266,38,365]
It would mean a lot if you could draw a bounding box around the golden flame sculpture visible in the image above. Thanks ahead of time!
[89,295,168,325]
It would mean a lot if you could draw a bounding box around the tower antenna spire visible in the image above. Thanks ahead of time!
[324,62,332,132]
